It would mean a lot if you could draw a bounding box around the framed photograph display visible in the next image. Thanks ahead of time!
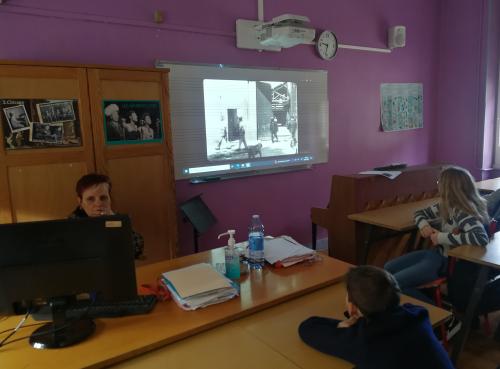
[103,100,163,145]
[0,99,82,150]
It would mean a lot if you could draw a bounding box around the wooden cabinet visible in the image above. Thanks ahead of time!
[0,61,177,262]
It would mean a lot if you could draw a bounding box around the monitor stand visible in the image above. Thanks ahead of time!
[29,297,96,349]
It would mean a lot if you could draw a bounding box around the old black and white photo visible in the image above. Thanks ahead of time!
[30,122,63,144]
[103,100,163,144]
[37,100,76,124]
[3,105,30,132]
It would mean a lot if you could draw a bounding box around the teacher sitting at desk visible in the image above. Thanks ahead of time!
[69,173,144,259]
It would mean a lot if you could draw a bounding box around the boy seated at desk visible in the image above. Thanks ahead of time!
[298,266,454,369]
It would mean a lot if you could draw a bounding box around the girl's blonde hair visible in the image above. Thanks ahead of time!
[438,166,489,223]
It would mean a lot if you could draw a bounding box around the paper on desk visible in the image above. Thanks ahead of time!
[162,263,233,299]
[359,170,401,180]
[162,277,239,311]
[264,236,315,266]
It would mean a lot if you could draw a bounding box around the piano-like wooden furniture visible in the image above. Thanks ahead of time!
[311,164,443,265]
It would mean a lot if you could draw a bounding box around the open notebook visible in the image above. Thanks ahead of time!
[161,263,239,310]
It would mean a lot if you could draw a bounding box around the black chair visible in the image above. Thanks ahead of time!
[179,194,217,253]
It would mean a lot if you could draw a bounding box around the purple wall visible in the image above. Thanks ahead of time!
[434,0,491,179]
[0,1,450,254]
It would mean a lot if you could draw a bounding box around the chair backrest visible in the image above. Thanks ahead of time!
[486,219,498,238]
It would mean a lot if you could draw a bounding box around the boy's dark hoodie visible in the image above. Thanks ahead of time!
[299,303,454,369]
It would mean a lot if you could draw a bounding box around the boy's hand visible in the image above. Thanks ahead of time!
[420,225,434,238]
[430,229,439,245]
[337,315,359,328]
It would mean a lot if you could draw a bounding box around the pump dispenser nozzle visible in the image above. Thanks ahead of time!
[218,230,236,248]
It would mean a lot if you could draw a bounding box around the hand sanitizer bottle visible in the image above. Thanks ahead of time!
[218,230,240,279]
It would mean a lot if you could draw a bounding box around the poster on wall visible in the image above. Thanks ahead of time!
[0,99,82,150]
[380,83,423,132]
[103,100,163,145]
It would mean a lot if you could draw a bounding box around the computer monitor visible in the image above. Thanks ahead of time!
[0,215,138,349]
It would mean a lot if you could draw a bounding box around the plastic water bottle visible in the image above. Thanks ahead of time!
[248,215,265,270]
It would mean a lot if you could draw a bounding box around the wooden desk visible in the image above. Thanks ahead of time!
[111,283,451,369]
[348,198,438,263]
[448,235,500,365]
[476,178,500,193]
[0,249,352,369]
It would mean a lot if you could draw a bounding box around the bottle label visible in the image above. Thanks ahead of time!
[225,253,240,279]
[249,235,263,251]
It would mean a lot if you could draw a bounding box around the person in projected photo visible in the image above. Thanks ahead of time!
[69,173,144,259]
[216,126,227,150]
[288,116,297,147]
[270,116,279,143]
[238,118,247,150]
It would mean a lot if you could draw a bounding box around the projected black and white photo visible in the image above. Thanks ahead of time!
[204,80,299,161]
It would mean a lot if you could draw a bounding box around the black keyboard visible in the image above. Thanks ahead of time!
[67,295,157,319]
[32,295,157,320]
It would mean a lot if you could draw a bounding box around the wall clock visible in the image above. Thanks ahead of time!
[316,30,338,60]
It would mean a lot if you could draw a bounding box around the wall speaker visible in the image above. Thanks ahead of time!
[388,26,406,49]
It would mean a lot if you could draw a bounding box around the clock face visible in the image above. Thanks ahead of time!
[316,30,338,60]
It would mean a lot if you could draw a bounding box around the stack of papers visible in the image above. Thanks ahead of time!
[358,170,401,180]
[264,236,316,267]
[161,263,239,311]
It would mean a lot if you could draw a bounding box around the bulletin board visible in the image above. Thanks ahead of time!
[0,98,82,150]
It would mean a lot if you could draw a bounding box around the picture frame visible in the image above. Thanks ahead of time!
[30,122,64,144]
[3,105,31,133]
[103,100,163,145]
[37,100,76,124]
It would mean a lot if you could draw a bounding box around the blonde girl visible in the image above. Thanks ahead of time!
[384,166,489,302]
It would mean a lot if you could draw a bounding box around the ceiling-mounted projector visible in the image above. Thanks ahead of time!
[256,14,315,48]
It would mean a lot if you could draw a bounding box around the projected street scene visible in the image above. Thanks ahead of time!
[204,79,298,161]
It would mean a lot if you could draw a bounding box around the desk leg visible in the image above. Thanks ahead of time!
[451,265,489,365]
[407,229,419,252]
[360,224,373,265]
[312,223,317,250]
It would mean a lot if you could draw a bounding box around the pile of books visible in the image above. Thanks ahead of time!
[161,263,239,311]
